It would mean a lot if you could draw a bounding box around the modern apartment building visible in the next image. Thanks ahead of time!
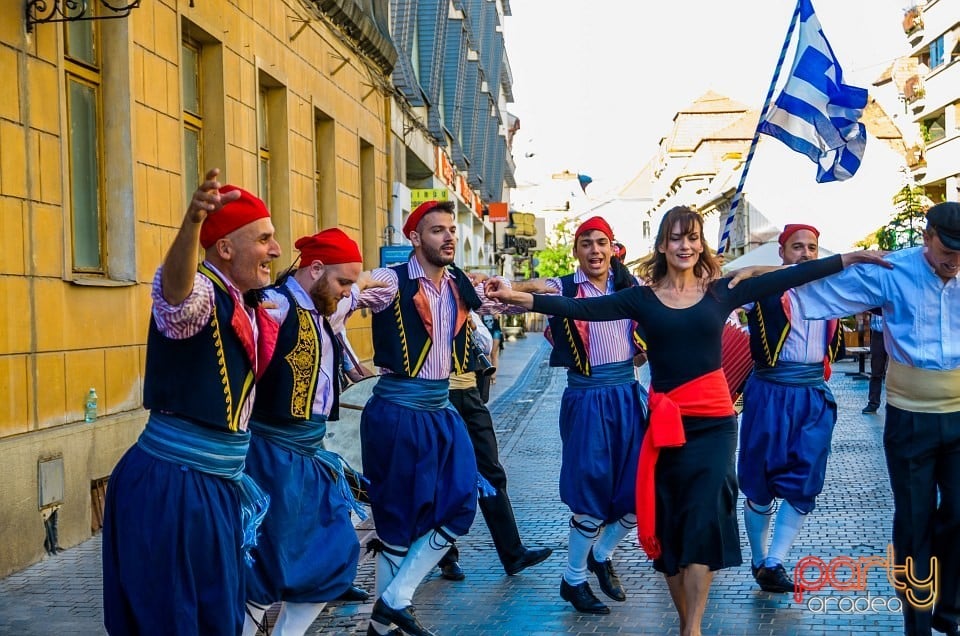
[902,0,960,204]
[386,0,518,274]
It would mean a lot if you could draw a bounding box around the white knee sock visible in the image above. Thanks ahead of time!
[374,540,407,597]
[273,602,325,636]
[564,514,601,586]
[743,500,775,568]
[766,502,807,568]
[241,602,269,636]
[592,514,636,562]
[369,539,405,633]
[381,528,454,609]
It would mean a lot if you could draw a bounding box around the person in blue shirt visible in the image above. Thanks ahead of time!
[794,202,960,636]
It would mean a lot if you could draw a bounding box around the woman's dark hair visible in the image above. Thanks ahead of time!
[639,205,719,286]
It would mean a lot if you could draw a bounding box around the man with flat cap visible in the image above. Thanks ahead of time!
[737,223,845,594]
[793,202,960,636]
[353,200,516,636]
[241,228,375,636]
[102,169,281,635]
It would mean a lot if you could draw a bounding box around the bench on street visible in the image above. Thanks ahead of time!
[845,346,870,379]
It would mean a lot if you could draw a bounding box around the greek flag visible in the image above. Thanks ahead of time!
[758,0,868,183]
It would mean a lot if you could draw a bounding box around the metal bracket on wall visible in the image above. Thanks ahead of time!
[289,15,312,42]
[361,82,378,102]
[328,51,350,76]
[26,0,142,33]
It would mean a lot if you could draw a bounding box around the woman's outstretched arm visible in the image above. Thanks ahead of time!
[485,278,641,322]
[724,251,891,308]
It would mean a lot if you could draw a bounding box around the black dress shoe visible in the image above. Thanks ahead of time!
[366,624,402,636]
[439,559,465,581]
[337,584,371,602]
[371,598,437,636]
[862,404,879,414]
[504,546,553,576]
[932,614,960,636]
[559,578,610,614]
[756,564,795,593]
[587,548,626,601]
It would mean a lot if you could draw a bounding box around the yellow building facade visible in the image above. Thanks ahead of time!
[0,0,394,576]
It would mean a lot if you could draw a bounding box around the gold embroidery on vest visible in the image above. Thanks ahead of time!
[209,306,235,430]
[563,317,589,375]
[392,293,414,375]
[284,307,320,419]
[200,264,254,431]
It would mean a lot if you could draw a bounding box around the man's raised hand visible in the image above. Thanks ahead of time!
[187,168,241,224]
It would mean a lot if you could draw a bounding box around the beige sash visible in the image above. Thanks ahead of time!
[886,360,960,413]
[448,371,478,390]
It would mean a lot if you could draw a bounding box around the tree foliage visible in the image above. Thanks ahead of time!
[877,185,928,251]
[532,217,577,278]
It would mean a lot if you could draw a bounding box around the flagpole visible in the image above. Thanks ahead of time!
[717,0,803,256]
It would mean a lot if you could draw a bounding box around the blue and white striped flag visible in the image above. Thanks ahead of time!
[758,0,868,183]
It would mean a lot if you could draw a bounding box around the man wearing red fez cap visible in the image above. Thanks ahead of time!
[103,168,281,635]
[351,197,520,636]
[241,227,377,634]
[778,223,820,247]
[508,214,648,614]
[738,221,847,595]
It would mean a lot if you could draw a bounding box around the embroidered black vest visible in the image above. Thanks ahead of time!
[372,262,482,377]
[143,267,254,432]
[547,272,645,375]
[747,293,844,369]
[252,284,342,423]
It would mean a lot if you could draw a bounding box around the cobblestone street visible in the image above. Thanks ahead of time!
[0,336,904,635]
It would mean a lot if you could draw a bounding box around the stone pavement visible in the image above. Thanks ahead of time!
[0,333,904,635]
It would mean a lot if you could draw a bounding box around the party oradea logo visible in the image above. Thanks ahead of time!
[792,545,937,614]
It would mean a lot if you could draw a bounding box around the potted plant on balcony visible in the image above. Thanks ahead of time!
[902,6,923,35]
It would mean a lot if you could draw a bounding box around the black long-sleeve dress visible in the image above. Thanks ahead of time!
[531,255,844,575]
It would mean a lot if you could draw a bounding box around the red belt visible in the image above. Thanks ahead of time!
[637,368,735,559]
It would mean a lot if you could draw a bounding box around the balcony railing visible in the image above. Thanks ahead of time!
[904,75,926,113]
[903,6,924,46]
[906,145,927,179]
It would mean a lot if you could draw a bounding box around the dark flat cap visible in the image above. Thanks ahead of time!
[927,202,960,250]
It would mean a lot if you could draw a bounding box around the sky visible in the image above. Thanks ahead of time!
[503,0,913,215]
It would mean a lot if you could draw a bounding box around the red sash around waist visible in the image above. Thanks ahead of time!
[637,368,735,559]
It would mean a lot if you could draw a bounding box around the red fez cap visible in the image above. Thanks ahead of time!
[199,185,271,248]
[295,228,362,267]
[778,223,820,246]
[575,216,614,242]
[402,200,447,239]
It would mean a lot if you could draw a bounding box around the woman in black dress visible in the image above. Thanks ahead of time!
[485,206,889,636]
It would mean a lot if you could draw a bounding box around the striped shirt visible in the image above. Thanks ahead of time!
[779,290,828,364]
[354,256,514,380]
[262,277,347,418]
[742,290,829,364]
[150,262,258,430]
[545,270,639,367]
